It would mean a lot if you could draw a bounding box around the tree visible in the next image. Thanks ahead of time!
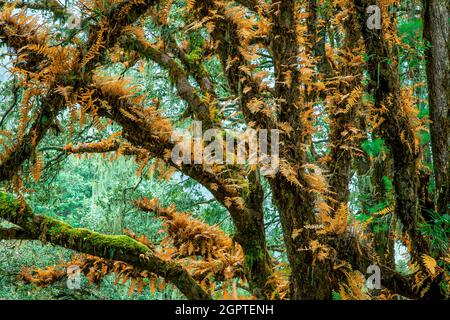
[423,0,449,215]
[0,0,448,300]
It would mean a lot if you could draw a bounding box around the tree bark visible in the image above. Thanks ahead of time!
[423,0,449,214]
[354,0,430,258]
[268,0,327,299]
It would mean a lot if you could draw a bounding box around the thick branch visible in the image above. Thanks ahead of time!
[0,191,211,299]
[63,140,144,156]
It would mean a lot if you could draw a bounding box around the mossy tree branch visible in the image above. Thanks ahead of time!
[0,191,211,300]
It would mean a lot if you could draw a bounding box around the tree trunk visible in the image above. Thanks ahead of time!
[269,0,332,299]
[270,181,334,299]
[355,0,430,259]
[423,0,449,214]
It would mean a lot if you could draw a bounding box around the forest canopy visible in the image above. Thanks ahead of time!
[0,0,448,300]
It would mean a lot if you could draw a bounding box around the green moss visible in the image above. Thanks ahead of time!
[0,191,150,265]
[0,192,18,215]
[40,115,49,125]
[382,176,393,192]
[185,47,208,77]
[167,59,188,85]
[186,47,202,65]
[42,216,149,256]
[243,243,264,270]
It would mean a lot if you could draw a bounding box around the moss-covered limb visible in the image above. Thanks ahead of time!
[40,141,145,158]
[0,192,211,300]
